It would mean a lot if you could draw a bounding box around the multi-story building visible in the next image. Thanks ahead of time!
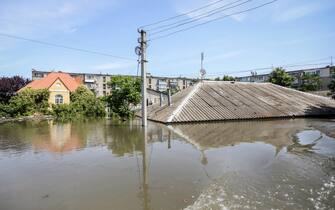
[235,66,335,90]
[146,73,194,92]
[32,69,196,97]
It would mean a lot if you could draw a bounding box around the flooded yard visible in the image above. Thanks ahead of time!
[0,118,334,210]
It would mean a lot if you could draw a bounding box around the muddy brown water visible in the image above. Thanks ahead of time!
[0,118,334,210]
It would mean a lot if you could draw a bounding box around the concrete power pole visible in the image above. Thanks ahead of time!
[140,30,147,127]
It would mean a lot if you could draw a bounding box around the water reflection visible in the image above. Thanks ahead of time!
[170,119,311,151]
[0,119,176,156]
[0,118,334,210]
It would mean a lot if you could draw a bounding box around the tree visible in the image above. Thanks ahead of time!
[106,76,141,119]
[0,76,30,104]
[299,73,321,91]
[214,77,221,81]
[328,68,335,99]
[222,75,235,81]
[268,67,294,87]
[3,88,50,117]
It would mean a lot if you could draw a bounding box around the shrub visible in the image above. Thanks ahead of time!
[52,86,106,119]
[6,88,50,117]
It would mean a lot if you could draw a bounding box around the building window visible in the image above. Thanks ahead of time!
[55,95,63,104]
[149,78,152,84]
[103,84,106,89]
[103,91,106,96]
[103,77,106,82]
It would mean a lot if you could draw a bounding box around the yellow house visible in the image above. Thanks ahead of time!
[20,71,82,104]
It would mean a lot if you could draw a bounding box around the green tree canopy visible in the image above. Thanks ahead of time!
[0,88,49,117]
[214,77,221,81]
[268,67,294,87]
[299,73,321,92]
[222,75,235,81]
[328,68,335,99]
[106,76,141,119]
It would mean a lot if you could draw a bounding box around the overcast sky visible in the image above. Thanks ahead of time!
[0,0,334,78]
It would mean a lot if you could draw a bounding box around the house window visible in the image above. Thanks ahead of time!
[55,95,63,104]
[103,84,106,89]
[103,77,106,82]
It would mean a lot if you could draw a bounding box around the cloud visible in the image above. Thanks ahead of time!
[274,3,323,22]
[174,0,248,24]
[0,0,116,37]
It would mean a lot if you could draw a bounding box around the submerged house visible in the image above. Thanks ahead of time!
[20,72,82,105]
[146,81,335,124]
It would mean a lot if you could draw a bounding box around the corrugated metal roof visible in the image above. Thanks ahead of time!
[146,81,335,123]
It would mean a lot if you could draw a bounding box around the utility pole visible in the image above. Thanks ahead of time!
[200,52,206,81]
[331,56,333,66]
[139,30,147,127]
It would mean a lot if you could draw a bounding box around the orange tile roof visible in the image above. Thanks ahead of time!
[22,71,82,92]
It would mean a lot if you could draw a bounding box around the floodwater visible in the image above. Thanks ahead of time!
[0,118,334,210]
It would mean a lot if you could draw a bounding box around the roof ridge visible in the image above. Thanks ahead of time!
[167,82,202,123]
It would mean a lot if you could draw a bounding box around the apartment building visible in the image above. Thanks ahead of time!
[235,66,335,90]
[146,73,194,92]
[32,70,196,97]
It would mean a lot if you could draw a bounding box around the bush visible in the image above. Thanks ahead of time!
[52,86,106,119]
[52,104,73,119]
[5,88,50,117]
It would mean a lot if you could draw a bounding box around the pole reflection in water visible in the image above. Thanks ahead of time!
[141,126,150,210]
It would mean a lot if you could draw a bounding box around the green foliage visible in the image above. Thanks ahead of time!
[51,104,73,119]
[214,77,221,81]
[299,73,321,92]
[268,67,294,87]
[2,89,50,117]
[328,69,335,99]
[52,86,106,119]
[0,76,30,104]
[106,76,141,120]
[222,75,235,81]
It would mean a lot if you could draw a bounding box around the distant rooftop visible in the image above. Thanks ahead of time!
[23,71,82,92]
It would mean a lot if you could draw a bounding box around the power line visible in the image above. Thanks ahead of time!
[206,62,331,77]
[149,0,278,41]
[155,59,332,78]
[149,0,253,34]
[147,0,249,32]
[0,32,136,61]
[139,0,244,29]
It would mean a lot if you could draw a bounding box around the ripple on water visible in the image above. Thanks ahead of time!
[185,132,335,210]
